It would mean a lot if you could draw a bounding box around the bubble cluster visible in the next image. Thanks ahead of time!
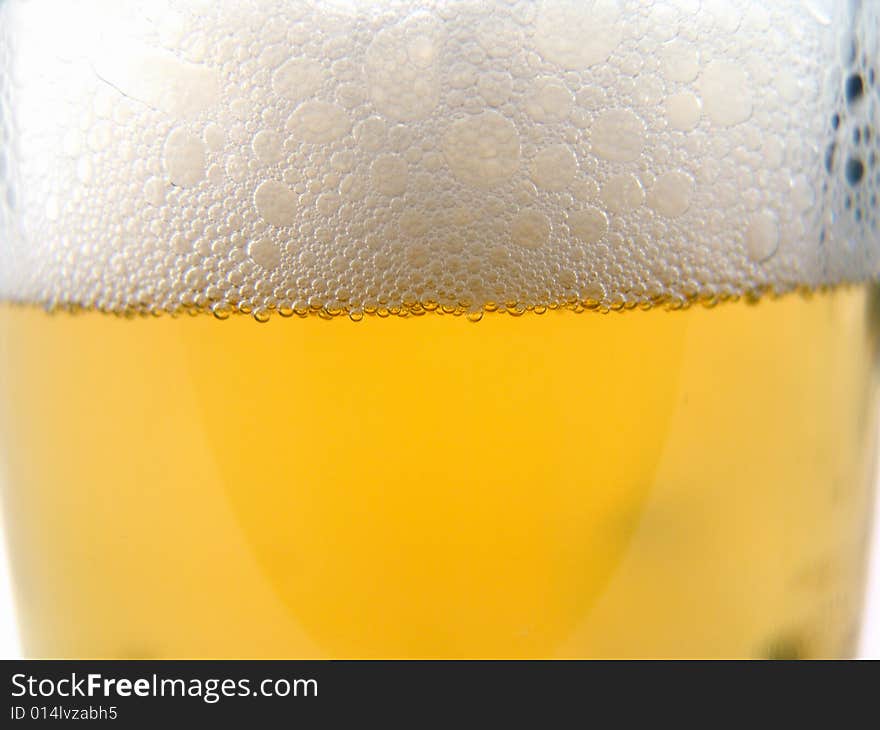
[0,0,877,319]
[820,1,880,274]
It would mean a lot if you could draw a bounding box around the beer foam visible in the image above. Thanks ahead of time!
[0,0,878,318]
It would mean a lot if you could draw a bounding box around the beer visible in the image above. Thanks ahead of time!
[0,1,878,657]
[1,287,878,658]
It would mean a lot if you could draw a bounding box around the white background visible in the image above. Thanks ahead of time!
[0,487,878,658]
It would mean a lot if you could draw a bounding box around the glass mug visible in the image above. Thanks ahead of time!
[0,0,877,659]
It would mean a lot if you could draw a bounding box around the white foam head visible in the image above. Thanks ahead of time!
[0,0,877,317]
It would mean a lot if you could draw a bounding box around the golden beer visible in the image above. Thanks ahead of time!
[1,287,879,658]
[0,0,879,658]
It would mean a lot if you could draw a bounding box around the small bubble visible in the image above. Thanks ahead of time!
[845,73,864,105]
[825,142,837,173]
[845,157,865,186]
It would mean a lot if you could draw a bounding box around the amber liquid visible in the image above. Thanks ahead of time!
[1,286,878,658]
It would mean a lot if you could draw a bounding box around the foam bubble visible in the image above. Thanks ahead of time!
[530,145,577,192]
[163,128,206,188]
[247,237,282,270]
[371,154,408,197]
[254,180,296,227]
[591,109,646,162]
[568,207,609,244]
[746,211,780,263]
[525,78,574,123]
[272,58,326,102]
[442,111,520,189]
[648,171,694,219]
[0,0,877,318]
[700,62,753,128]
[252,130,284,165]
[365,12,443,122]
[660,40,700,83]
[286,101,350,143]
[511,209,551,249]
[665,92,702,132]
[534,0,623,70]
[601,174,645,215]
